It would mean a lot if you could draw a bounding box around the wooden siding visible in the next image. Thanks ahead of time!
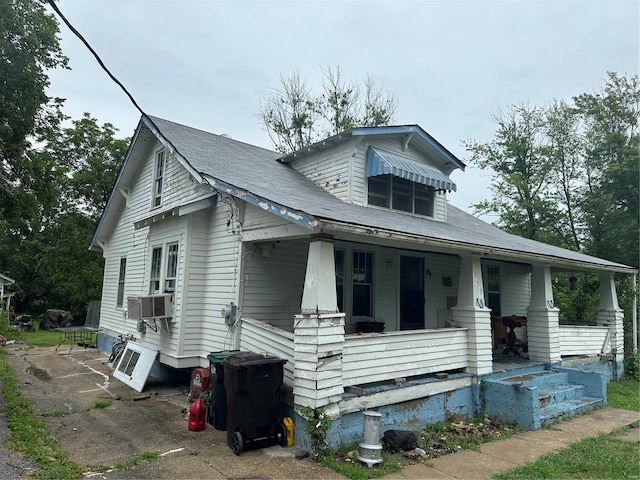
[342,328,468,386]
[336,242,462,332]
[424,254,461,328]
[290,142,352,201]
[196,203,242,358]
[240,318,295,386]
[243,203,295,231]
[559,326,610,356]
[240,238,309,331]
[499,263,531,317]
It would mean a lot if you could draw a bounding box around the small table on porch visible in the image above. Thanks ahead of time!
[502,315,527,356]
[54,326,100,355]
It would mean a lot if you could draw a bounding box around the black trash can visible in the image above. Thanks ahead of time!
[223,352,287,455]
[207,350,240,430]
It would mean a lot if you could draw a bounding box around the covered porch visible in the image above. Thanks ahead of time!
[232,233,629,445]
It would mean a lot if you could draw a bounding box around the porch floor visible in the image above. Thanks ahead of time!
[492,349,545,372]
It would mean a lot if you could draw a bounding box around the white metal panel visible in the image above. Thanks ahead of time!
[113,342,158,392]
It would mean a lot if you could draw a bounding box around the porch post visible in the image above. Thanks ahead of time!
[451,254,492,375]
[596,272,624,363]
[294,236,345,413]
[526,265,561,364]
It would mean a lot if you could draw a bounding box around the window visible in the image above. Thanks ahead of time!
[335,250,344,312]
[149,243,179,295]
[116,258,127,307]
[150,247,163,294]
[152,149,165,207]
[487,265,501,317]
[367,175,434,217]
[165,243,178,292]
[352,251,373,317]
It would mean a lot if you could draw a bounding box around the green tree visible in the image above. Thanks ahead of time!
[0,0,68,225]
[50,113,129,220]
[468,72,639,353]
[259,66,397,154]
[574,72,640,268]
[465,104,559,242]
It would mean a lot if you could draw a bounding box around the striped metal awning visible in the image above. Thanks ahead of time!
[366,147,457,192]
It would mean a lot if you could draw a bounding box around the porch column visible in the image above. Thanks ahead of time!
[451,254,492,375]
[294,236,346,412]
[596,272,624,363]
[526,265,561,363]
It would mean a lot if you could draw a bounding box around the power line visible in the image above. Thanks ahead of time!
[46,0,146,118]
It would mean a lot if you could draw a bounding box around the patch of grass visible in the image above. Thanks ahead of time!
[92,400,113,409]
[492,432,640,479]
[317,445,402,480]
[41,410,70,417]
[0,354,84,479]
[112,451,161,470]
[607,377,640,411]
[21,324,61,347]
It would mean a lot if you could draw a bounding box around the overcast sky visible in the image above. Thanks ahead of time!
[45,0,639,216]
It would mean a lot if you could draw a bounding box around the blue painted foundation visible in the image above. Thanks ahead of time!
[289,380,476,451]
[97,330,625,450]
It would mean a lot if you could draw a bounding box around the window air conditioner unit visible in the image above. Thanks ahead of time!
[139,294,173,320]
[127,297,141,320]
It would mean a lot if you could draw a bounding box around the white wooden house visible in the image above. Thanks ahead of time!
[91,115,636,446]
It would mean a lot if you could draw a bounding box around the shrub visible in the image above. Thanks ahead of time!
[625,350,639,381]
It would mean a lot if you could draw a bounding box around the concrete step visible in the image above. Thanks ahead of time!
[538,396,604,424]
[537,383,586,409]
[497,370,569,388]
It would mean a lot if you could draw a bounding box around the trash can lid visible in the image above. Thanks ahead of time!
[222,352,287,369]
[207,350,241,364]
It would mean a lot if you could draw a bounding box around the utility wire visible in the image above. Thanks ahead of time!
[46,0,147,118]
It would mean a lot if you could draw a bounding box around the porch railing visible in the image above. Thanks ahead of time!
[559,325,611,356]
[239,318,295,386]
[342,328,469,387]
[239,319,470,389]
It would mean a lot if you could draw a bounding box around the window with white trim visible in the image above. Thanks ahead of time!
[352,251,373,317]
[165,243,178,292]
[149,243,180,295]
[116,258,127,307]
[149,247,163,294]
[152,149,165,207]
[368,175,434,217]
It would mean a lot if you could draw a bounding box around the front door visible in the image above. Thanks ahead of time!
[400,256,425,330]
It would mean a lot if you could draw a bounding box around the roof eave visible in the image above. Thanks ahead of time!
[317,218,637,274]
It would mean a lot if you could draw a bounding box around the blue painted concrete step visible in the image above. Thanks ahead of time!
[537,383,586,407]
[499,370,569,388]
[539,396,604,424]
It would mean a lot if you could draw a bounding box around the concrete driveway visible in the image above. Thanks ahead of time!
[4,344,345,479]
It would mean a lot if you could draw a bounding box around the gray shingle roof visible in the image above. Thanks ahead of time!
[147,115,634,273]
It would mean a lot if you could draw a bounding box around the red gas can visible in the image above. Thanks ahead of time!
[188,399,206,431]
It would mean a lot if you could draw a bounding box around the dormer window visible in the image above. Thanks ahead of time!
[152,149,165,207]
[368,175,434,216]
[366,146,455,218]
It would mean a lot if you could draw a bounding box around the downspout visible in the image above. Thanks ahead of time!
[633,273,638,353]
